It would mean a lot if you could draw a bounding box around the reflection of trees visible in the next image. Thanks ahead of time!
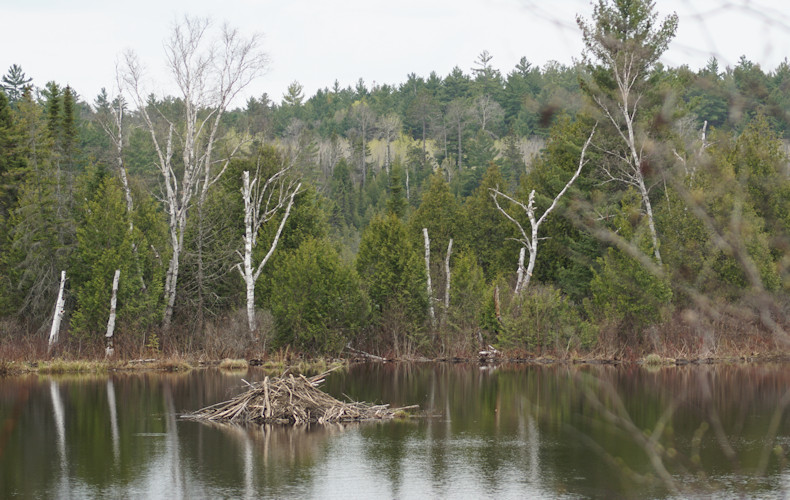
[5,365,790,497]
[329,362,790,497]
[49,380,69,494]
[572,364,790,496]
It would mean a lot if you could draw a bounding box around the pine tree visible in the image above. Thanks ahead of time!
[1,64,32,104]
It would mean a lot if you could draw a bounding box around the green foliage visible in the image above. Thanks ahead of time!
[732,116,790,237]
[460,165,520,281]
[356,213,427,328]
[0,90,65,321]
[0,90,26,219]
[654,186,708,302]
[386,161,408,218]
[177,155,246,317]
[408,172,460,256]
[1,64,32,104]
[672,125,784,297]
[70,174,164,340]
[256,183,330,312]
[483,281,596,353]
[445,249,486,340]
[588,190,672,333]
[269,237,368,353]
[588,246,672,333]
[328,157,359,228]
[5,32,790,358]
[578,0,679,83]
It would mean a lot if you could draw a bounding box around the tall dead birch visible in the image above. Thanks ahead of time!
[121,16,268,329]
[48,270,67,352]
[237,163,301,334]
[423,228,436,327]
[577,1,678,265]
[443,238,453,324]
[105,269,120,356]
[492,125,596,293]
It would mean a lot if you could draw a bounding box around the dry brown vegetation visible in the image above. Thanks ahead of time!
[184,370,417,425]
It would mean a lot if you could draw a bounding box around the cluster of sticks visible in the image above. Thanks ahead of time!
[184,372,417,425]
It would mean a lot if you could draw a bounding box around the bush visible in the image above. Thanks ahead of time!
[269,238,369,353]
[484,281,596,354]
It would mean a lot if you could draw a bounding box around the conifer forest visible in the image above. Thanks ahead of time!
[2,0,790,360]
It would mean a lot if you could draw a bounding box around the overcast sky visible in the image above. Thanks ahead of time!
[2,0,790,108]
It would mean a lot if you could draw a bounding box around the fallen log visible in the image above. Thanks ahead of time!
[183,371,417,425]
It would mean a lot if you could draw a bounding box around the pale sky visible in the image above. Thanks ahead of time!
[2,0,790,108]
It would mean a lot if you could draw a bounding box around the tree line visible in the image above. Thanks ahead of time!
[1,1,789,358]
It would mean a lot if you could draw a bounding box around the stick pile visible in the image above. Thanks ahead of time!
[184,372,417,425]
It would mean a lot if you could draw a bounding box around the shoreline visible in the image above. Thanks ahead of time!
[3,351,790,377]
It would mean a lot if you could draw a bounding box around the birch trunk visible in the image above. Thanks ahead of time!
[105,269,120,356]
[444,238,453,310]
[514,247,526,294]
[48,270,67,353]
[241,170,257,333]
[443,238,453,325]
[423,228,436,326]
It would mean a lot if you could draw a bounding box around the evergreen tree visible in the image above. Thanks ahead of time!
[386,161,408,218]
[329,158,359,229]
[356,213,428,351]
[1,64,32,104]
[60,85,78,171]
[409,171,460,261]
[460,165,520,281]
[269,237,368,353]
[588,189,673,336]
[518,116,601,301]
[70,174,163,340]
[0,87,66,321]
[457,129,497,196]
[0,91,26,219]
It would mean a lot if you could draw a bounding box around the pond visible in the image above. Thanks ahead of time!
[2,362,789,498]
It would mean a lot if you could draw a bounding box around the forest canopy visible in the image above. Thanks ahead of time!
[2,1,790,359]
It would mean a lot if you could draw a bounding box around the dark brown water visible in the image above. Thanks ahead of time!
[2,363,789,498]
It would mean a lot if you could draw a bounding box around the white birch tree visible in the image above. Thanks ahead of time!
[491,125,596,293]
[237,158,301,334]
[121,16,268,328]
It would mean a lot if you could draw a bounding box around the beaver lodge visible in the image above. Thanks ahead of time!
[184,371,418,425]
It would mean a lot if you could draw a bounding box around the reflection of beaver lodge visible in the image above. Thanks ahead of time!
[184,371,418,425]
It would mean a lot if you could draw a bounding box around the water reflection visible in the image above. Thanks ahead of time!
[1,364,790,498]
[49,380,69,497]
[106,379,120,464]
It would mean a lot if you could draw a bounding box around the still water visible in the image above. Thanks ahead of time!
[2,362,790,499]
